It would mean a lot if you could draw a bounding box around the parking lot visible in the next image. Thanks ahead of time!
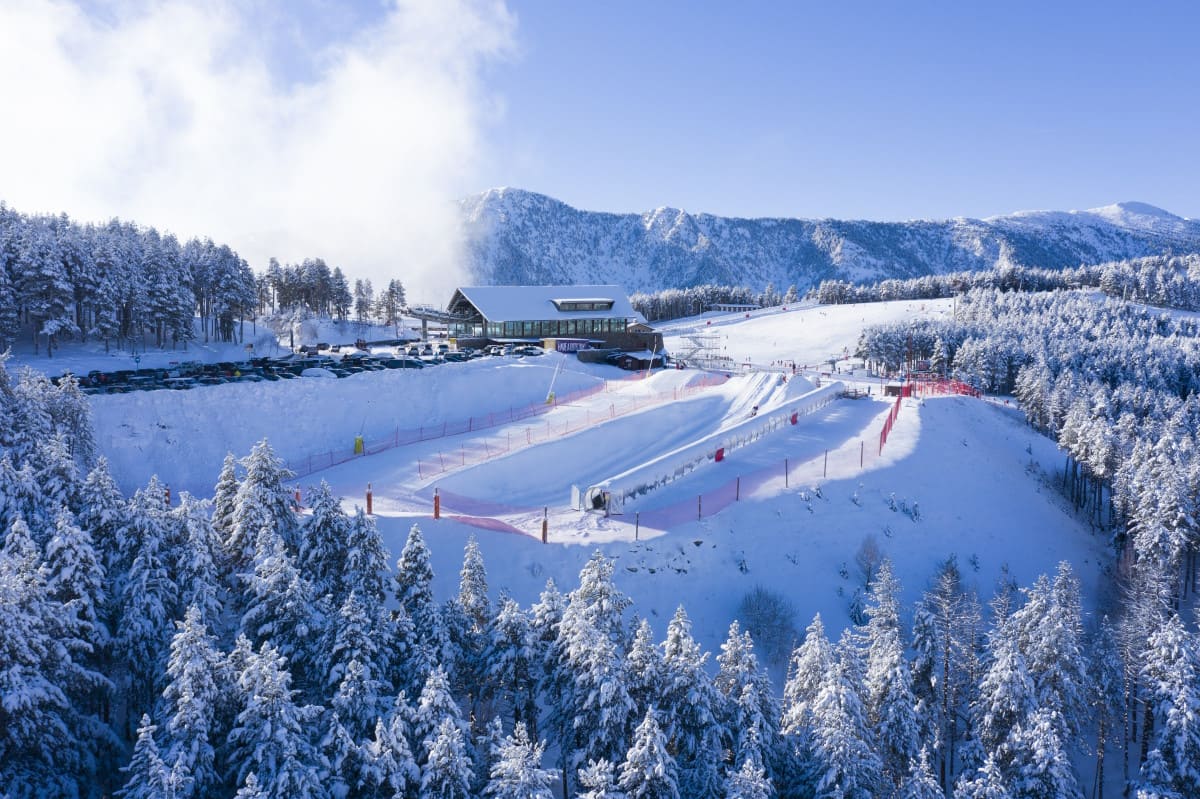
[64,341,545,395]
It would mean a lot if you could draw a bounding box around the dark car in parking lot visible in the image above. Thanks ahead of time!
[381,358,425,369]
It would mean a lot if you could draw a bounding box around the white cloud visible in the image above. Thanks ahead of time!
[0,0,515,301]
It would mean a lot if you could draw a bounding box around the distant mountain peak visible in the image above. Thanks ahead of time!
[460,189,1200,293]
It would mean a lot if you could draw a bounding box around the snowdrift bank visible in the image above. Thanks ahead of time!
[90,355,607,495]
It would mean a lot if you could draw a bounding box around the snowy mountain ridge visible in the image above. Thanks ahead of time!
[460,189,1200,292]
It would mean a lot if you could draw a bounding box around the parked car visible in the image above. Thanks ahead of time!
[381,358,424,369]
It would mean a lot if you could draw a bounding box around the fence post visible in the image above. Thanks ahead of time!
[541,507,548,544]
[785,458,789,488]
[698,495,702,520]
[736,477,740,500]
[366,483,373,515]
[860,440,864,468]
[635,512,640,541]
[439,452,445,470]
[434,488,440,520]
[823,449,828,478]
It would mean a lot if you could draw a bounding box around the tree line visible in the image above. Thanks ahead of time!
[2,352,1197,798]
[254,259,407,328]
[0,204,258,356]
[630,284,799,323]
[809,254,1200,311]
[0,202,413,359]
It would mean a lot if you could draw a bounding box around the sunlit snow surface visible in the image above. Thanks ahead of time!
[75,299,1110,672]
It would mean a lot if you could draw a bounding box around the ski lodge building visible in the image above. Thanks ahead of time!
[441,285,662,353]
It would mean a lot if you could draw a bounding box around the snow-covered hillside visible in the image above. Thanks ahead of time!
[87,299,1107,662]
[460,188,1200,292]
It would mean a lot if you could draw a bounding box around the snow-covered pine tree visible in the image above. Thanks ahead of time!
[320,711,360,798]
[725,757,773,799]
[900,746,943,799]
[34,431,81,517]
[627,618,665,718]
[459,535,491,635]
[39,506,115,784]
[45,374,97,467]
[1136,612,1200,798]
[577,759,624,799]
[485,596,538,731]
[116,498,179,728]
[18,221,77,356]
[554,556,636,786]
[77,456,131,581]
[412,665,469,764]
[226,641,327,799]
[952,752,1011,799]
[568,551,632,645]
[388,601,430,699]
[1010,564,1090,743]
[359,715,419,799]
[472,716,506,797]
[296,481,349,600]
[330,657,389,743]
[715,621,782,784]
[618,709,679,799]
[212,452,240,554]
[228,440,298,570]
[323,590,392,716]
[393,523,445,662]
[452,535,492,723]
[160,606,223,799]
[658,605,722,797]
[239,525,321,693]
[115,715,177,799]
[42,507,108,683]
[172,493,224,627]
[808,656,881,799]
[911,556,981,791]
[0,518,78,797]
[568,619,637,779]
[1006,708,1081,799]
[484,722,555,799]
[781,614,834,737]
[1088,615,1125,799]
[343,507,391,611]
[859,561,918,787]
[420,717,474,799]
[972,612,1034,763]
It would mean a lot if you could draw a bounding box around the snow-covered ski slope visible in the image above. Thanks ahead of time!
[85,297,1108,660]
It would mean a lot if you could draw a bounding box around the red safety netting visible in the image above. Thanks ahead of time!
[287,371,728,480]
[410,374,729,480]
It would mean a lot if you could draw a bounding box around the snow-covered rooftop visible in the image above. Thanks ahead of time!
[449,285,636,322]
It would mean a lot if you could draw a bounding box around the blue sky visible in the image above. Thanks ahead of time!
[2,0,1195,292]
[475,1,1199,220]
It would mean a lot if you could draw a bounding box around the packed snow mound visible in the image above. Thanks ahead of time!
[301,367,337,378]
[90,355,610,495]
[782,374,816,397]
